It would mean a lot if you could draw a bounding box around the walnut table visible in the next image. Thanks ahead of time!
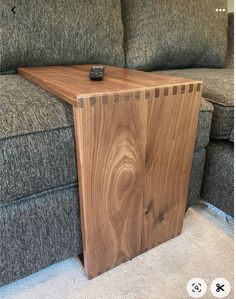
[18,65,202,279]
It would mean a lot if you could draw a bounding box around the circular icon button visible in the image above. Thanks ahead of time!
[210,278,231,298]
[187,278,207,298]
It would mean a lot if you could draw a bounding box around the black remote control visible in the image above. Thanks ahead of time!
[89,66,105,81]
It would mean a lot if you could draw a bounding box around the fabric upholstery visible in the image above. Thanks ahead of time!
[1,129,77,204]
[121,0,228,70]
[196,99,214,150]
[229,128,234,142]
[201,141,234,216]
[0,0,125,73]
[187,99,213,207]
[0,75,76,203]
[225,13,234,68]
[158,68,234,140]
[0,183,82,287]
[0,75,213,205]
[0,75,73,140]
[210,104,234,140]
[187,149,206,208]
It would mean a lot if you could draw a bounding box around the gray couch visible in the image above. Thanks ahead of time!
[160,14,234,216]
[0,1,233,287]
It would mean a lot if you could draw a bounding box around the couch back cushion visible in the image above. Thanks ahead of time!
[1,0,125,73]
[225,13,234,68]
[121,0,228,71]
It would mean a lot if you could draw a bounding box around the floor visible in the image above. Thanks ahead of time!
[0,202,233,299]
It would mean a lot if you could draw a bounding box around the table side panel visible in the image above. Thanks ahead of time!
[142,83,202,250]
[73,92,147,278]
[73,83,201,278]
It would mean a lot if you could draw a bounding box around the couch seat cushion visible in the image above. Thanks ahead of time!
[1,75,74,139]
[0,75,77,204]
[157,68,234,140]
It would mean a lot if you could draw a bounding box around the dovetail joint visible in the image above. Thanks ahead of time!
[78,98,84,108]
[90,96,96,106]
[173,86,177,95]
[145,90,150,99]
[114,94,119,103]
[102,95,108,105]
[189,84,194,93]
[155,88,160,97]
[124,93,130,101]
[135,91,140,100]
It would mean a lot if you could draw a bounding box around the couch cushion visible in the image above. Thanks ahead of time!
[121,0,228,70]
[196,99,214,150]
[0,75,74,139]
[157,68,234,140]
[0,183,82,286]
[201,141,234,216]
[0,75,76,204]
[0,0,125,73]
[225,13,234,69]
[0,75,213,204]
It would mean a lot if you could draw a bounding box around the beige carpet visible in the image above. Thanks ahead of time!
[0,203,233,299]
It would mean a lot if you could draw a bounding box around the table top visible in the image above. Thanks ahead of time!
[18,64,201,107]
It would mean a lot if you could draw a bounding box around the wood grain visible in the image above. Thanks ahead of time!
[73,92,146,278]
[74,85,201,278]
[18,65,202,278]
[142,84,201,250]
[18,64,201,107]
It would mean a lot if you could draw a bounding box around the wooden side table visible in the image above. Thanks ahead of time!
[18,65,202,279]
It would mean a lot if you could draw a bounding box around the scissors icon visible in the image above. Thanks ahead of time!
[216,283,225,292]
